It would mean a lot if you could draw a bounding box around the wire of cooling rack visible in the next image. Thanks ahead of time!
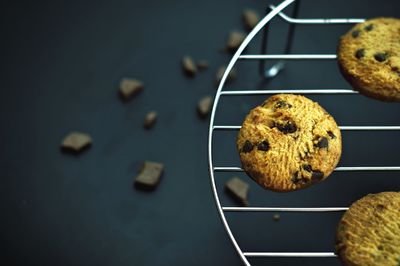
[207,0,400,265]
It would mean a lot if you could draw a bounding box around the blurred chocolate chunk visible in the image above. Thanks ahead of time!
[273,214,280,221]
[197,96,213,118]
[134,161,164,191]
[225,177,249,206]
[119,78,144,101]
[197,60,209,70]
[242,8,260,31]
[61,131,92,154]
[182,56,197,77]
[225,31,246,53]
[215,66,236,87]
[144,111,157,129]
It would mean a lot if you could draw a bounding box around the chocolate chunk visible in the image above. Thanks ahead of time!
[119,78,144,101]
[364,24,374,31]
[215,66,237,86]
[182,56,197,77]
[311,170,324,181]
[272,214,280,221]
[327,131,336,139]
[355,48,365,59]
[61,131,92,154]
[225,177,249,206]
[276,121,297,134]
[374,52,388,62]
[134,161,164,190]
[242,140,253,153]
[257,140,270,151]
[316,137,329,148]
[352,30,360,38]
[275,100,292,109]
[225,31,246,53]
[143,111,157,129]
[197,96,213,118]
[242,9,260,31]
[197,60,209,70]
[303,164,312,172]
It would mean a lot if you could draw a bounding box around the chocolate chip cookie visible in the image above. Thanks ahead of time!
[336,191,400,266]
[237,94,342,192]
[337,17,400,102]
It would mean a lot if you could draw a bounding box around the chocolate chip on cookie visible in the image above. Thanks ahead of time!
[257,140,270,151]
[311,170,324,181]
[364,24,374,31]
[355,49,365,59]
[275,100,292,109]
[374,52,388,62]
[241,140,253,153]
[276,121,297,134]
[315,137,329,149]
[327,131,336,139]
[352,30,360,38]
[303,164,312,172]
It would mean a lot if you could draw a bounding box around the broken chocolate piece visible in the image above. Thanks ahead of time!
[276,121,297,134]
[355,48,365,59]
[303,164,312,172]
[197,96,213,118]
[61,131,92,154]
[352,30,360,38]
[327,131,336,139]
[182,56,197,77]
[225,31,246,53]
[225,177,249,206]
[316,137,329,148]
[143,111,157,129]
[257,140,270,151]
[374,52,388,62]
[197,60,209,70]
[215,66,237,86]
[242,140,253,153]
[119,78,144,101]
[134,161,164,190]
[311,170,324,181]
[273,214,280,221]
[242,8,260,31]
[364,24,374,31]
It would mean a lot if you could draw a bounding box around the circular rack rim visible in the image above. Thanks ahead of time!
[207,1,296,265]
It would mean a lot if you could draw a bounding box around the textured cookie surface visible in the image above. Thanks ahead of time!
[336,192,400,266]
[237,94,342,192]
[337,17,400,101]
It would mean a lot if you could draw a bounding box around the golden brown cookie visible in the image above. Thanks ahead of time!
[336,192,400,266]
[237,94,342,192]
[337,17,400,102]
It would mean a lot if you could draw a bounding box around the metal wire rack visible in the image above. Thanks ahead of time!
[207,0,400,265]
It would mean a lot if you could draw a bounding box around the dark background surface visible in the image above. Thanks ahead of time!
[1,0,400,265]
